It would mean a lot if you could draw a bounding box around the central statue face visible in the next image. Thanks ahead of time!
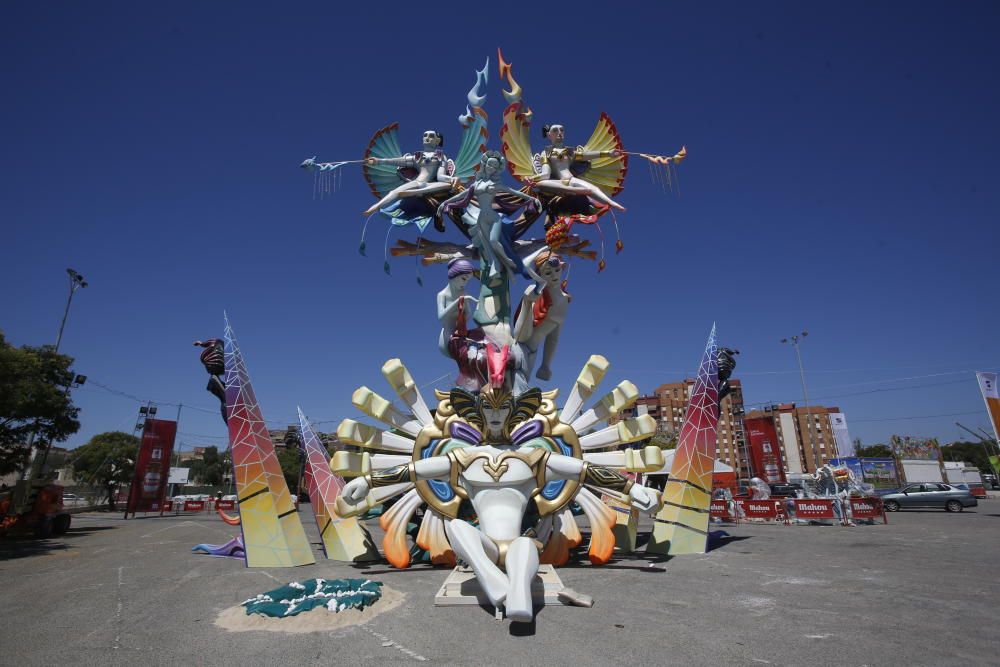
[546,124,565,144]
[481,401,513,440]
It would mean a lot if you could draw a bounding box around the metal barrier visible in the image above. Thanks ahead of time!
[711,497,887,526]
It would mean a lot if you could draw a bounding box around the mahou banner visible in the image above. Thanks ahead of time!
[976,372,1000,444]
[126,418,177,514]
[743,417,787,484]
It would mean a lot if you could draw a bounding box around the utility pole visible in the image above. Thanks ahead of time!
[781,332,819,472]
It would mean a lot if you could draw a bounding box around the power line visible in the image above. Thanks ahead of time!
[851,410,983,423]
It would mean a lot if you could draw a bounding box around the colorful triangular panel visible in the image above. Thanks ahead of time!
[297,408,380,562]
[224,315,315,567]
[648,324,721,555]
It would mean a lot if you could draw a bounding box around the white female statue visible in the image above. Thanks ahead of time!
[338,384,659,622]
[513,251,570,381]
[436,258,478,357]
[437,151,541,287]
[530,123,626,212]
[363,130,459,217]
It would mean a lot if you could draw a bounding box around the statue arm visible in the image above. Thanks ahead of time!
[370,154,416,167]
[437,292,468,322]
[513,285,539,342]
[498,184,538,203]
[574,145,620,160]
[436,157,458,185]
[545,454,659,511]
[340,456,451,506]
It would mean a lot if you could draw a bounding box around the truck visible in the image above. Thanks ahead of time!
[0,480,72,538]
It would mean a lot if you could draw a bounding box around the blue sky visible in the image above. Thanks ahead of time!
[3,2,999,453]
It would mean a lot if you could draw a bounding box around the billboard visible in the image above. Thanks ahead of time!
[890,435,941,462]
[829,413,854,457]
[167,467,189,485]
[126,418,177,514]
[744,417,787,484]
[829,457,901,491]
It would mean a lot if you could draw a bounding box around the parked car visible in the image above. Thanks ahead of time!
[882,483,977,512]
[768,483,804,498]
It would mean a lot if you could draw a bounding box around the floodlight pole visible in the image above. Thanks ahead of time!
[781,332,819,472]
[22,269,88,481]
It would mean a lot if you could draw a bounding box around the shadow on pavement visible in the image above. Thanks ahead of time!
[0,525,118,561]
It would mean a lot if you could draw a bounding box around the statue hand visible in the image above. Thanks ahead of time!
[610,149,622,158]
[365,157,378,165]
[523,285,541,302]
[629,484,660,512]
[342,476,370,505]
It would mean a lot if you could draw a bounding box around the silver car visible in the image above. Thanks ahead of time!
[882,483,977,513]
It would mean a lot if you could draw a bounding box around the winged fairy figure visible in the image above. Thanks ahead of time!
[496,50,629,267]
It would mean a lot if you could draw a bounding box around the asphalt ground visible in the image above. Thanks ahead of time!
[2,500,999,666]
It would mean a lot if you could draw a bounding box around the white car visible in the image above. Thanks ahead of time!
[62,493,88,506]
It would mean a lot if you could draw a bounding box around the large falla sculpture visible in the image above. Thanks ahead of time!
[204,49,733,623]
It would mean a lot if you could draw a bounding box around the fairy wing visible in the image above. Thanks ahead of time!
[500,102,539,185]
[452,107,488,184]
[576,113,629,196]
[363,123,408,199]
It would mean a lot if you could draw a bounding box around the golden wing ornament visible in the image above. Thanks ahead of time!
[577,113,629,197]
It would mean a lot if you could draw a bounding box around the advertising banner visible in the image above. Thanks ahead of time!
[183,500,206,512]
[976,372,1000,444]
[793,499,836,519]
[126,418,177,514]
[829,413,854,457]
[744,417,787,484]
[216,499,236,510]
[890,435,941,462]
[849,497,886,522]
[736,499,778,519]
[710,500,735,521]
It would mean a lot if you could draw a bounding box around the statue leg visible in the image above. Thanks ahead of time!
[504,537,540,622]
[536,328,561,381]
[444,519,508,607]
[575,178,626,211]
[364,182,422,215]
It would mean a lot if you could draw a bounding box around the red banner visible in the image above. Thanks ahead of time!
[710,500,736,521]
[216,499,235,510]
[849,497,884,520]
[793,499,836,519]
[183,500,206,512]
[744,417,787,484]
[126,418,177,514]
[163,501,173,511]
[737,499,778,519]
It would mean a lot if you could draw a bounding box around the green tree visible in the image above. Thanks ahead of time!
[942,441,995,475]
[0,332,81,475]
[71,431,139,510]
[856,444,892,458]
[186,446,228,486]
[277,446,304,497]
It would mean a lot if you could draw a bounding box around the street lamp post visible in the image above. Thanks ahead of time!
[55,268,88,353]
[22,269,88,480]
[781,331,819,472]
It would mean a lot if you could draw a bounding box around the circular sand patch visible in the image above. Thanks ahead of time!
[214,585,405,634]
